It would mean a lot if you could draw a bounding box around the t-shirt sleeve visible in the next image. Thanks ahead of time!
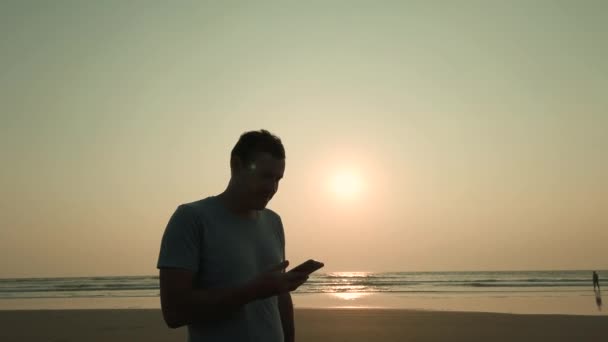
[157,204,202,272]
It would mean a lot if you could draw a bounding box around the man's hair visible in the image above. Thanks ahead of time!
[231,129,285,166]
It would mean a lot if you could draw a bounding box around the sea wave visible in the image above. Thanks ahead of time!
[0,271,602,299]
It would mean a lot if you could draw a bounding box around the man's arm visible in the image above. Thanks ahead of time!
[159,268,257,328]
[159,262,307,329]
[278,292,295,342]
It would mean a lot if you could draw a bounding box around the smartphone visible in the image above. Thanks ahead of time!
[288,259,324,275]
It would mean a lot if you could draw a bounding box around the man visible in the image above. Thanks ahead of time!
[593,271,600,291]
[157,130,309,341]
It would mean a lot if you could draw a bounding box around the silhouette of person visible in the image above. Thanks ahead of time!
[593,271,600,291]
[157,130,309,342]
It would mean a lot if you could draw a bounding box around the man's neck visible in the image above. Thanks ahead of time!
[218,189,259,220]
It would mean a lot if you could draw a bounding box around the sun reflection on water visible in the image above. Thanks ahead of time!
[325,272,374,300]
[327,272,370,301]
[328,272,371,278]
[331,292,370,301]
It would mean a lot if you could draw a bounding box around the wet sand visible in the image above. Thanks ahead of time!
[0,308,606,341]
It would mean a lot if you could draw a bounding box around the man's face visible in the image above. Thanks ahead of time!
[235,152,285,210]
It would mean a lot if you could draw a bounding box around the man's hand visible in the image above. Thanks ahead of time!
[249,261,309,299]
[159,261,308,329]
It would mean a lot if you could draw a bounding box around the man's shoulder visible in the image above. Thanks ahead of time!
[182,196,216,210]
[262,207,282,222]
[174,196,218,222]
[261,208,284,237]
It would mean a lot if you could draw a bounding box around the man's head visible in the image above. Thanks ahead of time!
[229,129,285,210]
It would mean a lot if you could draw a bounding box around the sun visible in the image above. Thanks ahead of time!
[329,169,363,199]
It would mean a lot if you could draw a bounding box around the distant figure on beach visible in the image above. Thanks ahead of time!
[593,271,600,291]
[157,130,308,342]
[593,271,602,311]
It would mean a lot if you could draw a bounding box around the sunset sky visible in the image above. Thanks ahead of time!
[1,1,606,278]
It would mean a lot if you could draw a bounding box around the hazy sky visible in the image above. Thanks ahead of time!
[1,1,607,278]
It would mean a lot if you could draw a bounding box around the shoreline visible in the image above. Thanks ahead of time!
[1,291,603,316]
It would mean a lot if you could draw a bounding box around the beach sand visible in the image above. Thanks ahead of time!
[0,308,606,341]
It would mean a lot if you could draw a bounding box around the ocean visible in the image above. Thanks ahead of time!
[0,270,603,300]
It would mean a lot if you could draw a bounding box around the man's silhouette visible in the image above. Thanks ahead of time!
[593,271,600,291]
[157,130,308,342]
